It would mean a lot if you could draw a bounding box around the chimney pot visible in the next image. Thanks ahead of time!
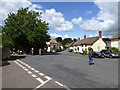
[84,34,86,39]
[99,31,102,38]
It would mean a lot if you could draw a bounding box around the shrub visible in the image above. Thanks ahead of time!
[109,47,120,53]
[82,50,88,55]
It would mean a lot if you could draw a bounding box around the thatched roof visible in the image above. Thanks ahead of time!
[73,37,99,46]
[111,32,120,40]
[49,38,57,44]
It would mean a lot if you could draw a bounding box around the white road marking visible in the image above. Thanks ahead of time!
[31,74,37,78]
[34,70,39,73]
[44,76,52,80]
[31,68,35,70]
[22,67,26,69]
[36,77,45,84]
[27,66,31,68]
[15,59,69,89]
[33,78,52,90]
[39,73,44,76]
[24,69,28,71]
[55,81,64,86]
[28,71,32,74]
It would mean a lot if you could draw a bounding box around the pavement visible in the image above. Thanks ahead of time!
[2,50,118,89]
[2,60,68,89]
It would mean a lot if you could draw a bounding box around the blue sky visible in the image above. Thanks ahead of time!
[32,2,100,39]
[1,1,118,39]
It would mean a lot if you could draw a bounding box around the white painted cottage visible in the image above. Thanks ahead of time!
[111,32,120,51]
[46,38,63,52]
[72,31,106,53]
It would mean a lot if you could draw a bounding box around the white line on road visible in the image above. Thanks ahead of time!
[39,73,44,76]
[55,81,64,86]
[27,71,32,74]
[31,74,37,78]
[44,76,52,80]
[33,78,52,90]
[36,77,45,84]
[31,68,35,70]
[24,69,28,71]
[34,70,39,73]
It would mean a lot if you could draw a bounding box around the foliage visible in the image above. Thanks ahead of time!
[102,38,111,41]
[73,38,77,42]
[3,7,50,53]
[82,50,88,55]
[62,38,73,46]
[55,37,62,42]
[109,47,120,53]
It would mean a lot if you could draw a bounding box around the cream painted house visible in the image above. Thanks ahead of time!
[111,32,120,51]
[72,31,106,53]
[46,38,63,52]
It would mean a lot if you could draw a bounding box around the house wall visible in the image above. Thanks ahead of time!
[92,38,106,52]
[111,40,120,51]
[2,47,10,59]
[73,45,92,53]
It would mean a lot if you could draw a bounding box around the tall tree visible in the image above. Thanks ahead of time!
[62,38,73,46]
[3,7,50,53]
[56,37,62,42]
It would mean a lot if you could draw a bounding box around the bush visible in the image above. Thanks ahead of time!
[82,50,88,55]
[109,47,120,53]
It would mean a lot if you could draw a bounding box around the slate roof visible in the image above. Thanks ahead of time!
[73,37,99,46]
[111,32,120,40]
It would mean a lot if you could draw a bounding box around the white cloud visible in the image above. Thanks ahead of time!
[89,34,93,37]
[72,2,118,36]
[85,10,93,15]
[49,33,76,39]
[41,8,73,32]
[71,17,82,25]
[0,0,42,25]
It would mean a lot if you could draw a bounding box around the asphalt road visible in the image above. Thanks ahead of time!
[18,50,118,88]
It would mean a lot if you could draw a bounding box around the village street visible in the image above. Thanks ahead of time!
[2,50,118,89]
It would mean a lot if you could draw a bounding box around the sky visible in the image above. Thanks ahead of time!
[0,0,119,39]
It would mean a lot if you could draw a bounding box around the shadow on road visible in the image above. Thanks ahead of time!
[1,55,26,67]
[42,52,61,55]
[1,61,10,67]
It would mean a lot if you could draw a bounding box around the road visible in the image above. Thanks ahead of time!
[17,50,118,88]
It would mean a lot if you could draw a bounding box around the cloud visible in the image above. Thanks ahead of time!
[71,17,82,25]
[41,8,73,32]
[0,0,42,25]
[85,10,93,15]
[72,2,118,36]
[89,34,93,37]
[49,33,76,39]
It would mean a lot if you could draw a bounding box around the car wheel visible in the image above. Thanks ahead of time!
[109,55,112,58]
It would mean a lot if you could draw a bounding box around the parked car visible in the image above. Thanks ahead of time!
[68,49,73,52]
[91,51,104,58]
[100,50,119,58]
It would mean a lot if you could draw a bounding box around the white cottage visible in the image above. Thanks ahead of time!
[111,32,120,51]
[46,38,63,52]
[73,31,106,53]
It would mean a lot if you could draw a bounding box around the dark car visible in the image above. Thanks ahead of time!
[68,49,73,52]
[100,50,119,58]
[91,51,104,58]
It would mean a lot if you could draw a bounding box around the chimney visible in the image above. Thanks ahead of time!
[84,34,86,39]
[78,38,80,40]
[99,31,102,38]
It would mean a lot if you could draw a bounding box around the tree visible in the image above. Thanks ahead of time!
[56,37,62,42]
[62,38,73,46]
[73,38,77,42]
[3,7,50,53]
